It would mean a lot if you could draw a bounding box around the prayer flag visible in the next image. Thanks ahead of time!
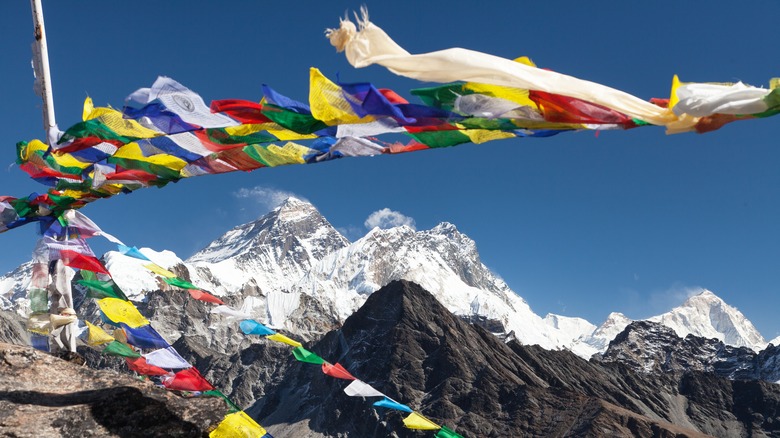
[59,250,110,275]
[144,263,176,278]
[97,297,149,328]
[373,397,412,413]
[187,289,224,305]
[265,333,302,348]
[403,412,441,430]
[239,319,276,336]
[292,346,324,365]
[84,321,114,346]
[209,411,267,438]
[436,426,465,438]
[163,367,214,391]
[121,323,170,349]
[144,346,191,369]
[118,244,151,261]
[343,380,384,398]
[321,362,356,380]
[102,340,141,358]
[125,356,169,376]
[164,277,198,290]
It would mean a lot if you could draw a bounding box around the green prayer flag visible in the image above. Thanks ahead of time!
[410,83,469,110]
[164,277,198,290]
[29,288,48,313]
[203,390,241,413]
[60,119,135,144]
[261,104,328,134]
[292,346,325,365]
[407,129,471,148]
[435,426,464,438]
[102,340,141,358]
[77,279,127,300]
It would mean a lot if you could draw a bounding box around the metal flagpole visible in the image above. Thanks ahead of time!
[30,0,58,144]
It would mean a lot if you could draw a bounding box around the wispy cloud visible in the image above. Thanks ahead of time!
[364,208,416,230]
[645,283,705,316]
[233,186,308,216]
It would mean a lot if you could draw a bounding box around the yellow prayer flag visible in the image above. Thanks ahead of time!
[85,321,115,346]
[462,129,516,145]
[309,67,373,126]
[246,142,312,167]
[514,56,537,67]
[770,78,779,90]
[403,412,441,430]
[83,100,161,138]
[113,143,188,171]
[265,333,302,348]
[83,96,95,122]
[463,82,536,108]
[209,411,267,438]
[97,297,149,328]
[143,263,176,278]
[669,75,682,110]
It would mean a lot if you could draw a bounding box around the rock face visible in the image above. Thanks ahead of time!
[0,342,227,437]
[248,280,780,438]
[599,320,780,383]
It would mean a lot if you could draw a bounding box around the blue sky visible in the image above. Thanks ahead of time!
[2,1,780,337]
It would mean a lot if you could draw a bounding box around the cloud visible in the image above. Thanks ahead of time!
[645,283,705,317]
[233,186,308,213]
[364,208,416,230]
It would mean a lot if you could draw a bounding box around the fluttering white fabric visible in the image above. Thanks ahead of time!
[343,379,385,398]
[674,82,770,117]
[326,11,675,126]
[143,346,191,369]
[327,10,776,131]
[63,210,124,244]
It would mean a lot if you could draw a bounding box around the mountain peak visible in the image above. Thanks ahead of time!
[273,197,319,222]
[649,288,766,351]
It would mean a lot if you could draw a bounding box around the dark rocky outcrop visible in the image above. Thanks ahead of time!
[248,280,780,437]
[0,342,228,437]
[599,320,780,382]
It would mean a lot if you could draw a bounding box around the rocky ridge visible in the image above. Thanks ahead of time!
[250,280,780,437]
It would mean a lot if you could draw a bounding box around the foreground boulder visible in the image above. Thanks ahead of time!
[0,343,227,437]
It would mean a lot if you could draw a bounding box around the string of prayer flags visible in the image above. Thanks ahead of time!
[143,346,192,369]
[239,319,276,336]
[373,397,413,413]
[209,411,270,438]
[125,356,169,376]
[265,333,302,348]
[343,380,384,398]
[96,297,149,328]
[292,346,325,365]
[321,362,356,380]
[77,278,126,300]
[402,412,441,431]
[163,367,215,392]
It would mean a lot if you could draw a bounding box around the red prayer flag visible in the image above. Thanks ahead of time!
[163,367,214,391]
[529,90,634,127]
[322,362,356,380]
[125,356,169,376]
[187,289,224,305]
[59,250,111,275]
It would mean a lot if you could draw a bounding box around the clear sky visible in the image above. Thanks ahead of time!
[2,1,779,338]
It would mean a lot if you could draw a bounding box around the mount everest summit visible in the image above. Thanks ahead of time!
[0,197,772,359]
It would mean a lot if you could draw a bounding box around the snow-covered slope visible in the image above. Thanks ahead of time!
[290,222,570,349]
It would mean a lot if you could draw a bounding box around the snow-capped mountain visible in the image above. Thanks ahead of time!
[648,289,767,351]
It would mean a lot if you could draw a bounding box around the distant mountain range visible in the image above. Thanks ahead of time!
[0,197,773,357]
